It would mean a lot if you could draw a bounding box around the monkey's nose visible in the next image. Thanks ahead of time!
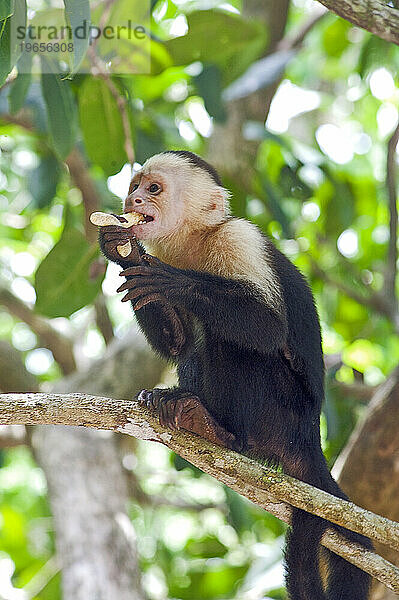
[125,196,144,210]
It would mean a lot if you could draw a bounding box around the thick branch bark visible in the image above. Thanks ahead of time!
[334,367,399,599]
[316,0,399,45]
[1,391,399,593]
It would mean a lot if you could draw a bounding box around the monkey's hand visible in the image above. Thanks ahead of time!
[117,255,194,310]
[114,253,187,356]
[99,223,143,266]
[137,388,236,449]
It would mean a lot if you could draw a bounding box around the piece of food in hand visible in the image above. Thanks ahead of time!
[90,211,144,257]
[89,211,145,227]
[115,240,133,257]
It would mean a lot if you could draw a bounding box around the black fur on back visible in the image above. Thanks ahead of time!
[163,150,223,187]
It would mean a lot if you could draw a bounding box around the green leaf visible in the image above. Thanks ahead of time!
[0,0,14,20]
[35,219,103,318]
[322,18,351,58]
[0,0,26,86]
[165,10,267,85]
[64,0,91,74]
[8,48,32,113]
[358,35,397,78]
[40,60,77,158]
[194,64,226,122]
[29,154,61,208]
[78,77,128,175]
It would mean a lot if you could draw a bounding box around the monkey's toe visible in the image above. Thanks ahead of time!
[136,388,236,448]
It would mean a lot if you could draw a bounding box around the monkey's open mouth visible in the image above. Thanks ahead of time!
[141,215,154,223]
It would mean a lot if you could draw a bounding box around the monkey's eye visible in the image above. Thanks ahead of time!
[149,183,161,194]
[131,183,139,192]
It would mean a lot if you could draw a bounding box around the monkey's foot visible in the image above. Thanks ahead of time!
[137,388,236,449]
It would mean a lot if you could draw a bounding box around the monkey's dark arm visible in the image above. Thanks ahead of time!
[99,227,187,357]
[118,255,288,356]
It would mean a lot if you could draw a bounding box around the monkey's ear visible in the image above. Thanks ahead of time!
[209,188,230,213]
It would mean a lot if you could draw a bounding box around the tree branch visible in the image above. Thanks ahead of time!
[329,380,376,402]
[94,296,115,345]
[316,0,399,45]
[308,257,397,327]
[0,287,76,375]
[0,392,398,592]
[65,148,101,244]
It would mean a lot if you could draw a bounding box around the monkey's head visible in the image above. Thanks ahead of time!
[123,151,230,241]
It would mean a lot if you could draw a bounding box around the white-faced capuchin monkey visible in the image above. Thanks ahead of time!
[99,150,372,600]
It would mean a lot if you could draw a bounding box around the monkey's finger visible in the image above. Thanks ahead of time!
[102,232,129,242]
[133,293,166,311]
[120,286,159,302]
[117,275,171,292]
[141,254,163,267]
[120,264,175,278]
[117,278,160,293]
[120,266,153,277]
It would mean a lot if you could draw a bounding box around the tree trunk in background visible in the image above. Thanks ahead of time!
[31,330,166,600]
[207,0,290,177]
[333,370,399,600]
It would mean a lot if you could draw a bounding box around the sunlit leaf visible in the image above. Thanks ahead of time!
[64,0,91,74]
[0,0,26,86]
[40,60,77,158]
[29,154,61,209]
[165,10,267,84]
[194,64,226,122]
[322,18,351,57]
[8,48,32,113]
[78,76,128,175]
[35,218,103,318]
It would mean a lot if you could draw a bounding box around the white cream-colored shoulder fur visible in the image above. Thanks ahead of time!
[202,218,283,311]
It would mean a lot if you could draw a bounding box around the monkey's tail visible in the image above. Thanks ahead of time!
[284,455,372,600]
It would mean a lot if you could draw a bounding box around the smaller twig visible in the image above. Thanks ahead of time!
[309,258,393,320]
[386,120,399,315]
[94,296,114,345]
[278,6,328,50]
[0,287,76,375]
[329,381,376,403]
[1,107,101,246]
[66,148,100,244]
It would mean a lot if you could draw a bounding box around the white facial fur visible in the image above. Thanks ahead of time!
[124,153,230,241]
